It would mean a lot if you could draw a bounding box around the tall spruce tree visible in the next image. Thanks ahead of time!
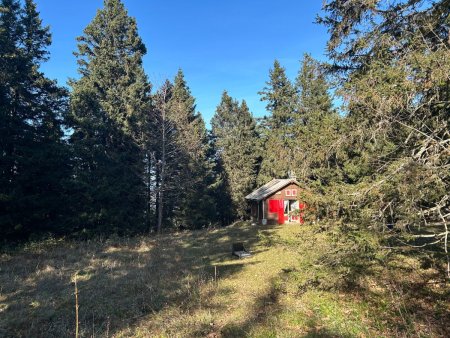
[211,91,258,219]
[294,54,341,188]
[69,0,151,234]
[0,0,70,238]
[209,132,234,226]
[166,70,215,229]
[257,60,298,184]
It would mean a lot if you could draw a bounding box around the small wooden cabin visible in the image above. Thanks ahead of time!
[245,178,305,225]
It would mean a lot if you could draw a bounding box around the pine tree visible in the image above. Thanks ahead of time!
[151,80,180,233]
[293,54,341,187]
[166,70,215,229]
[209,132,234,226]
[296,54,333,117]
[211,91,258,219]
[319,0,450,274]
[69,0,151,234]
[257,60,298,184]
[0,0,70,238]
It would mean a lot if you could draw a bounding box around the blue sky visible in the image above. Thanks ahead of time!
[36,0,330,126]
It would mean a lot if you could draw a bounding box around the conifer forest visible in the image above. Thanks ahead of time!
[0,1,449,337]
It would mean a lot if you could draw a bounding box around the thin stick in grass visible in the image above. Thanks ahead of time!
[74,272,79,338]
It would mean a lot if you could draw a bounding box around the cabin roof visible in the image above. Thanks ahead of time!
[245,178,300,201]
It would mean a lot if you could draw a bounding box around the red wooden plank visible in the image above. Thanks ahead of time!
[278,200,284,224]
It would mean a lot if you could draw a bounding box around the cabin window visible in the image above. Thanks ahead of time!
[292,189,297,196]
[285,189,292,196]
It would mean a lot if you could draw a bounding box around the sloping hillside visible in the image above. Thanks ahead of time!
[1,223,448,337]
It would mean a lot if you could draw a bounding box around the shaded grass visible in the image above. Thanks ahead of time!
[0,222,448,337]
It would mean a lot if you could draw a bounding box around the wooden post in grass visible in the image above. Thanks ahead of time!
[214,265,217,284]
[74,273,79,338]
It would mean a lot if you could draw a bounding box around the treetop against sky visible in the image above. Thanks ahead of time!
[36,0,329,125]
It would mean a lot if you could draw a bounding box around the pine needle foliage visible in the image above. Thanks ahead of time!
[0,0,70,238]
[165,70,216,229]
[318,0,450,275]
[68,0,151,234]
[211,91,259,220]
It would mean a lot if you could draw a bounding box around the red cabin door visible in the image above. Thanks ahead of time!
[277,200,284,225]
[269,199,285,225]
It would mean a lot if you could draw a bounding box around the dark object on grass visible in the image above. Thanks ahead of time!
[232,242,252,258]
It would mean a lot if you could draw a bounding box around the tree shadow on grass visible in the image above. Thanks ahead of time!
[0,223,263,337]
[219,271,351,338]
[216,224,449,338]
[311,234,450,337]
[218,273,285,337]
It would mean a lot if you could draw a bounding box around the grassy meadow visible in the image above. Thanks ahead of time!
[0,223,448,337]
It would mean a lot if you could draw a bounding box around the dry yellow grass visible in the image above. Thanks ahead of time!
[0,222,448,337]
[0,223,276,337]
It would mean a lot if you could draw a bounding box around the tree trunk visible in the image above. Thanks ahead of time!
[157,109,166,234]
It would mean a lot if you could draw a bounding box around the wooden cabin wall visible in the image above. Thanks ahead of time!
[265,184,301,225]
